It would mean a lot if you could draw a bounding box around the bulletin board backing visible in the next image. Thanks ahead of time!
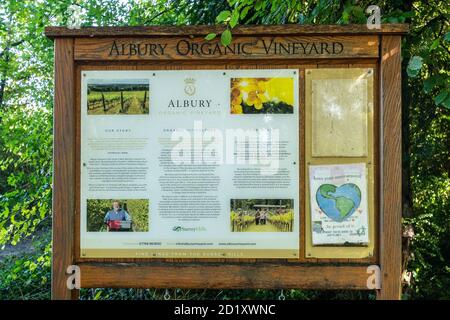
[45,24,407,300]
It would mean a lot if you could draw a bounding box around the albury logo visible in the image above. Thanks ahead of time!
[184,78,196,96]
[168,79,212,108]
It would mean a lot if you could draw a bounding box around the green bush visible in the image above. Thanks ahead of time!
[0,0,448,300]
[0,231,51,300]
[403,176,450,299]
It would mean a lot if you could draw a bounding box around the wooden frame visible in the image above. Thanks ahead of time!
[46,24,407,300]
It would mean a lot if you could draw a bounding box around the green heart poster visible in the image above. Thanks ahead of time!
[309,163,369,245]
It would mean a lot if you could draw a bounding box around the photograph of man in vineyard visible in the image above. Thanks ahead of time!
[87,78,149,115]
[86,199,149,232]
[230,199,294,232]
[230,77,294,114]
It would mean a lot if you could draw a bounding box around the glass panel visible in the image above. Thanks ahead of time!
[311,70,371,157]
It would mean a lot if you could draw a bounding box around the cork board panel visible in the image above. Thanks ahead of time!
[305,68,375,259]
[311,74,369,157]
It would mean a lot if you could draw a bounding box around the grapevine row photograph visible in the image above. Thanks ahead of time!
[87,78,149,115]
[230,199,294,232]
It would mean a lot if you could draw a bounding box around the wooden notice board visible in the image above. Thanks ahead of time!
[45,24,408,300]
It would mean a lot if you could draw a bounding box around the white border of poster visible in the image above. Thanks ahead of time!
[79,69,300,258]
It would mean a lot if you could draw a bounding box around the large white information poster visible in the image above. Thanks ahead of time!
[80,69,299,258]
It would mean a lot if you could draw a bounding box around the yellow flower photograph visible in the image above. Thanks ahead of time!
[230,77,294,114]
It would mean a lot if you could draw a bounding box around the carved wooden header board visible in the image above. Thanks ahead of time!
[45,24,408,300]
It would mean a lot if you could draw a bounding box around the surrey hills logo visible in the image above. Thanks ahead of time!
[172,225,207,232]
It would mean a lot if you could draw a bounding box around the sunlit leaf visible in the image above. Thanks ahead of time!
[205,33,216,40]
[216,10,231,22]
[230,10,239,28]
[221,29,232,46]
[434,91,448,106]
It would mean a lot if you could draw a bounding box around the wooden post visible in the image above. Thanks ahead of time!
[52,38,78,300]
[142,90,147,111]
[102,92,106,112]
[121,91,124,112]
[378,35,403,300]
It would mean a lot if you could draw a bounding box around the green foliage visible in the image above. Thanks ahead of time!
[269,210,294,224]
[77,287,373,300]
[0,107,52,246]
[216,10,231,23]
[403,177,450,299]
[398,0,449,299]
[0,231,51,299]
[0,0,448,300]
[231,199,293,211]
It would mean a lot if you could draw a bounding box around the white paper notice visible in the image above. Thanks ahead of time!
[309,163,369,245]
[80,69,299,259]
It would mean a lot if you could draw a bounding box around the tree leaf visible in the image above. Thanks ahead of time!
[230,10,239,28]
[388,17,399,23]
[240,6,251,19]
[429,39,439,51]
[342,10,349,23]
[221,29,232,46]
[255,0,263,11]
[216,10,231,23]
[445,31,450,42]
[407,68,420,78]
[351,6,366,23]
[423,74,444,93]
[401,11,414,18]
[442,95,450,110]
[205,33,217,41]
[434,91,448,106]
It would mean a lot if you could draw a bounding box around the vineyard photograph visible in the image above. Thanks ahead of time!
[230,199,294,232]
[87,78,149,115]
